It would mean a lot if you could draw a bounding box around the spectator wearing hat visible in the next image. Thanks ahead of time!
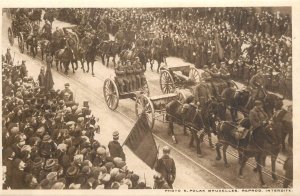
[20,60,28,79]
[155,146,176,189]
[12,133,26,158]
[60,83,74,102]
[108,131,126,161]
[38,67,46,88]
[249,100,268,135]
[39,134,57,159]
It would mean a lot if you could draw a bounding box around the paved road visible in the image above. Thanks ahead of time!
[2,12,291,188]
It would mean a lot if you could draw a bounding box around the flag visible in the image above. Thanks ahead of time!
[123,113,158,169]
[44,62,54,91]
[214,32,224,60]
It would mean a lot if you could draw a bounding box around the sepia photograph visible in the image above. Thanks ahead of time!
[1,0,298,194]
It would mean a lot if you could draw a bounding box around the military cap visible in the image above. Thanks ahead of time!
[254,100,263,106]
[64,83,70,87]
[66,121,75,126]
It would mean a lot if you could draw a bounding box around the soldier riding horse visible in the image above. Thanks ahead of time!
[215,118,280,187]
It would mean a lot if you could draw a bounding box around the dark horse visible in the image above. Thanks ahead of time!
[221,86,283,121]
[84,35,101,76]
[150,46,168,72]
[165,99,219,156]
[97,41,120,67]
[215,119,278,187]
[54,47,73,75]
[26,35,39,58]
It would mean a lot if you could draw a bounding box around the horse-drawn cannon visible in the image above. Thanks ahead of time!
[135,93,179,131]
[103,75,150,111]
[159,64,201,94]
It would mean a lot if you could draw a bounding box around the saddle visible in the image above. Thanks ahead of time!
[231,126,249,141]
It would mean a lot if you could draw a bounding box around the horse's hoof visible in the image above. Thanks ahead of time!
[238,175,244,179]
[216,156,221,161]
[92,74,95,77]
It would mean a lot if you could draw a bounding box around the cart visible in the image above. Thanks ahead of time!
[135,93,178,130]
[159,64,201,94]
[103,76,150,111]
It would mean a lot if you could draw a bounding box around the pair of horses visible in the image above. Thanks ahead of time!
[165,94,291,187]
[215,116,288,187]
[165,99,220,155]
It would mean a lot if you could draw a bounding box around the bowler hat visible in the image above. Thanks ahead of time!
[66,166,79,177]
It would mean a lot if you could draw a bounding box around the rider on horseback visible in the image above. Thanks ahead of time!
[42,20,52,40]
[249,100,268,137]
[246,69,266,108]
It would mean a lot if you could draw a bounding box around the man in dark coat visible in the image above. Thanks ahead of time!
[108,131,126,161]
[155,146,176,188]
[38,67,45,88]
[10,158,27,189]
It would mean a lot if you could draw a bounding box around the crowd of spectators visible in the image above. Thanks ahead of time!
[1,54,162,189]
[56,8,292,98]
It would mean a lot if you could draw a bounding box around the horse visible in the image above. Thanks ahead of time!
[149,46,168,72]
[220,86,283,122]
[165,99,219,156]
[25,34,39,58]
[97,41,120,67]
[134,47,150,70]
[215,118,278,187]
[84,35,101,76]
[271,105,293,152]
[54,47,73,75]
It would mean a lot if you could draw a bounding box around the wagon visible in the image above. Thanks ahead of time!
[8,17,29,53]
[159,64,201,94]
[103,76,150,111]
[135,93,178,130]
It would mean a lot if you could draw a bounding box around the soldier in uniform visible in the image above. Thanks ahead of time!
[41,20,52,40]
[115,28,125,44]
[246,69,265,108]
[84,21,93,33]
[132,57,145,90]
[200,64,214,97]
[125,61,136,92]
[115,61,129,94]
[108,131,126,161]
[218,62,231,94]
[249,100,268,136]
[5,48,13,65]
[135,35,144,49]
[155,146,176,189]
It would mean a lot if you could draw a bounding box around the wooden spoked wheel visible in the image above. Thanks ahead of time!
[160,70,175,94]
[135,94,155,131]
[103,78,119,111]
[189,67,201,84]
[141,78,150,96]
